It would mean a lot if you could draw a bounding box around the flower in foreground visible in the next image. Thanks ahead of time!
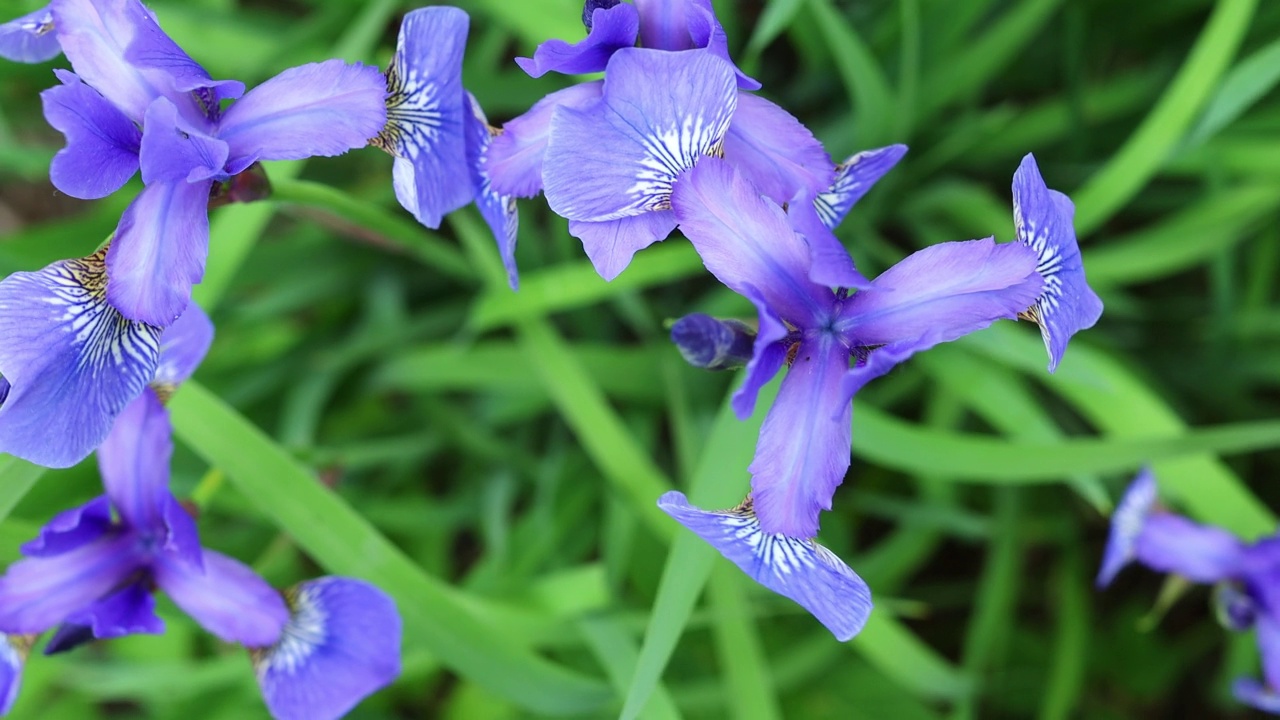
[0,6,59,63]
[672,157,1043,539]
[1097,469,1280,715]
[44,0,386,325]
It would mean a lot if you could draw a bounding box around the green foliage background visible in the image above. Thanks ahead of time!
[2,0,1280,717]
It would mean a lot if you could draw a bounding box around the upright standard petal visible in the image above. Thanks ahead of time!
[219,59,387,168]
[45,580,164,653]
[0,7,59,63]
[722,93,832,204]
[107,179,212,326]
[671,157,828,324]
[1095,468,1159,588]
[1134,513,1245,583]
[41,69,141,199]
[838,238,1042,349]
[568,212,677,281]
[0,533,139,634]
[154,302,213,391]
[1012,153,1103,372]
[748,335,852,538]
[487,82,602,198]
[155,550,288,647]
[97,390,173,534]
[464,93,520,289]
[0,251,161,467]
[786,192,871,291]
[0,634,29,714]
[254,578,402,720]
[670,314,756,370]
[543,48,737,222]
[51,0,218,123]
[658,492,872,641]
[515,2,638,78]
[814,145,908,230]
[371,7,471,229]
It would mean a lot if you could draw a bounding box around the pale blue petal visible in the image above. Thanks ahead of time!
[1012,153,1103,372]
[748,335,852,538]
[218,60,387,167]
[1095,468,1158,588]
[0,533,140,634]
[814,145,907,230]
[487,82,602,198]
[156,549,288,646]
[722,93,832,204]
[671,157,830,325]
[658,492,872,641]
[41,69,140,199]
[255,578,402,720]
[543,48,737,222]
[0,7,59,63]
[373,7,471,228]
[0,252,161,468]
[568,212,676,281]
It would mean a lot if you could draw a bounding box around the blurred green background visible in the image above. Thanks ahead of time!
[2,0,1280,717]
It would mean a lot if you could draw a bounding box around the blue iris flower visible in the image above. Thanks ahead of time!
[0,311,402,719]
[27,0,386,326]
[1099,468,1280,715]
[662,155,1101,639]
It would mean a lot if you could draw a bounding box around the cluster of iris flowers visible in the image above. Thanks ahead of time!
[9,0,1263,717]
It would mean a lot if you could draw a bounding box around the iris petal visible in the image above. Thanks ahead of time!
[155,549,288,647]
[658,492,872,641]
[568,212,677,281]
[515,2,638,78]
[97,390,173,536]
[254,577,402,720]
[0,634,29,714]
[464,92,520,290]
[1012,153,1103,372]
[814,145,908,230]
[1095,468,1158,588]
[218,59,387,168]
[154,302,213,391]
[0,251,161,467]
[722,93,832,204]
[41,69,141,199]
[0,7,60,63]
[20,497,112,557]
[1134,513,1245,583]
[45,580,164,653]
[370,7,471,229]
[748,336,852,538]
[543,48,737,223]
[107,178,213,326]
[487,82,602,199]
[0,533,140,634]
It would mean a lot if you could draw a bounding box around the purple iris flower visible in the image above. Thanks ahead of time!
[0,248,162,468]
[0,392,402,718]
[1097,469,1280,715]
[670,157,1043,539]
[42,0,386,326]
[491,0,835,280]
[463,92,520,289]
[1011,154,1104,372]
[0,6,59,63]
